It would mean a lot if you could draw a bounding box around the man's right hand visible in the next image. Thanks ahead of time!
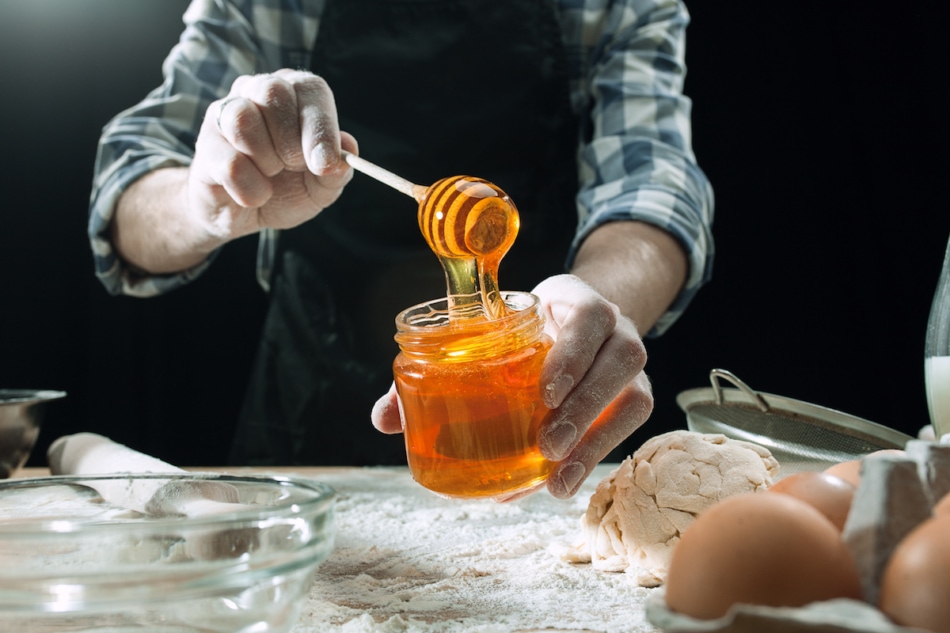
[191,69,357,241]
[112,69,358,275]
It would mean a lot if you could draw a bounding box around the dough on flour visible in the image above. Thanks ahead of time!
[567,430,779,587]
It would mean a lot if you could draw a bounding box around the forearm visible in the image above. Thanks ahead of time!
[569,221,688,335]
[111,167,228,275]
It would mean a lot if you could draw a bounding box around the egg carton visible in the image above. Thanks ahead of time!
[646,591,927,633]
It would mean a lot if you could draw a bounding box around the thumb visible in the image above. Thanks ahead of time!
[371,382,404,434]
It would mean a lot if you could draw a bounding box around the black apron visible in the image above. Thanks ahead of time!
[230,0,578,466]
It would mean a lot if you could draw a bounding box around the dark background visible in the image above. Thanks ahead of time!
[1,1,946,468]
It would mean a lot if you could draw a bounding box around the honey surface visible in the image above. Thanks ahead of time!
[395,337,554,498]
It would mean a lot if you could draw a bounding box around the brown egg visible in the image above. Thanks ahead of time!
[664,492,862,620]
[768,471,855,531]
[823,459,861,487]
[824,449,906,487]
[879,513,950,633]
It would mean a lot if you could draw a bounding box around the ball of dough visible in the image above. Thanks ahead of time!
[577,430,779,586]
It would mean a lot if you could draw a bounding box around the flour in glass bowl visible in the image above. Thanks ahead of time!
[289,465,659,633]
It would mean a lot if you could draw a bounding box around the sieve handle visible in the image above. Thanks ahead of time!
[709,369,770,412]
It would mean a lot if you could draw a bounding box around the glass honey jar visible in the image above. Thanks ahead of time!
[393,291,555,499]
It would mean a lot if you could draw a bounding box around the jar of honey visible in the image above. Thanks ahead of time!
[393,291,555,499]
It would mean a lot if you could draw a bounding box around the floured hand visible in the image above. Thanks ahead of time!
[191,69,356,241]
[532,274,653,499]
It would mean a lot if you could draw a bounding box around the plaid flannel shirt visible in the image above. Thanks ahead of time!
[88,0,714,336]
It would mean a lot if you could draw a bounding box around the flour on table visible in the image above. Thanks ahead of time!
[289,466,660,633]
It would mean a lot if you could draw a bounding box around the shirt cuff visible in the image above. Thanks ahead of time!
[568,189,714,338]
[88,154,216,297]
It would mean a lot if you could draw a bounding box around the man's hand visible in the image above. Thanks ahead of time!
[112,69,359,274]
[531,274,653,498]
[193,69,356,240]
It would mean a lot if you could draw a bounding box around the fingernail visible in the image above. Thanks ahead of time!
[310,143,332,172]
[556,462,586,496]
[540,421,576,460]
[544,374,574,408]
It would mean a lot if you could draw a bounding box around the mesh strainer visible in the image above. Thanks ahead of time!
[676,369,914,477]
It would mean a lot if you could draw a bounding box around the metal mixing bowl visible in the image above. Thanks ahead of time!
[0,472,335,632]
[0,389,66,478]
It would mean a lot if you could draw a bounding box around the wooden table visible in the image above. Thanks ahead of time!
[14,464,660,632]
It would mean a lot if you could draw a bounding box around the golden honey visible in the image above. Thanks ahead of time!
[392,172,551,498]
[393,292,554,499]
[417,175,519,319]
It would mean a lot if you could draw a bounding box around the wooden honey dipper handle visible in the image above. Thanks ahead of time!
[342,150,428,202]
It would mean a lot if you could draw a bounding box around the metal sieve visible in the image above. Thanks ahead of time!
[676,369,914,477]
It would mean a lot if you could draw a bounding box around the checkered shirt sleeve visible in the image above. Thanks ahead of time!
[558,0,714,336]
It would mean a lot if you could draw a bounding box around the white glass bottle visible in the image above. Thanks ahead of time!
[925,233,950,439]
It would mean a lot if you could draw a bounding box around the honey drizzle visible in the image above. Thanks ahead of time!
[417,176,519,320]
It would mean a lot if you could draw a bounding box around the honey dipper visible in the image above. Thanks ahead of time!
[342,151,519,317]
[342,150,518,261]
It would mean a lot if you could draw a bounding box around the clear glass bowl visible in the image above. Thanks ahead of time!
[0,472,335,632]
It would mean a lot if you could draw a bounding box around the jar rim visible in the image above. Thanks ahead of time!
[395,291,539,333]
